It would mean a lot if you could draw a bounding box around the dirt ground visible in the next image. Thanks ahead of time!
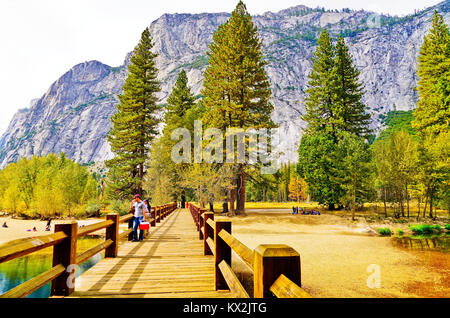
[222,210,450,298]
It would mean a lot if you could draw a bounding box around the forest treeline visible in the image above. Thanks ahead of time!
[0,5,448,220]
[0,153,100,218]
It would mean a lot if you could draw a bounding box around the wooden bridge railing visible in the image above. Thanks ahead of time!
[0,201,177,298]
[189,203,312,298]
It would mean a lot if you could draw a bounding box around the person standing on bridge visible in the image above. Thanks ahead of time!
[131,194,147,242]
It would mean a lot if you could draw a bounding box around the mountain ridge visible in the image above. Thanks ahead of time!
[0,1,449,168]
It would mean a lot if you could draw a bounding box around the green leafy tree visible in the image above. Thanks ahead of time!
[106,27,161,199]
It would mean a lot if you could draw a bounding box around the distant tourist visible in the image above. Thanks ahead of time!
[46,219,51,231]
[181,194,186,208]
[2,221,7,228]
[130,194,147,242]
[33,226,37,232]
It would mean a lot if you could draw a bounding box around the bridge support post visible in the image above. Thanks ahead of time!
[156,207,161,223]
[199,211,204,240]
[203,212,214,255]
[51,222,77,296]
[105,213,119,257]
[150,208,156,227]
[214,219,232,290]
[253,245,301,298]
[128,217,134,241]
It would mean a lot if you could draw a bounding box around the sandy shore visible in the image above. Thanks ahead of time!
[225,210,450,298]
[0,216,119,245]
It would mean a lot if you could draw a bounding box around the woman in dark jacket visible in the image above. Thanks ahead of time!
[144,199,152,219]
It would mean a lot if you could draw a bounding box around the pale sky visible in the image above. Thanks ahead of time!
[0,0,442,136]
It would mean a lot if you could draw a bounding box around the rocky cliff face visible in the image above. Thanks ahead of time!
[0,1,449,168]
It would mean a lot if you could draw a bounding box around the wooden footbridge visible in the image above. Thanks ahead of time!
[0,203,311,298]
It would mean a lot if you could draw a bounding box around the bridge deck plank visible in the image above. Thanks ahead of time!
[68,209,235,298]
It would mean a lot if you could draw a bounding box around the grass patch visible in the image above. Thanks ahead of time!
[409,224,435,235]
[377,228,392,236]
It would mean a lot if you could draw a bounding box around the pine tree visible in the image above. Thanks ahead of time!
[302,29,336,137]
[106,28,161,199]
[413,10,450,137]
[334,35,371,138]
[145,70,199,202]
[201,1,275,213]
[297,128,345,210]
[165,70,196,128]
[303,31,371,139]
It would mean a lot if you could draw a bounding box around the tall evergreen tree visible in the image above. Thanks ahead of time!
[298,30,371,210]
[165,70,196,127]
[302,30,336,138]
[106,28,161,199]
[145,69,200,202]
[412,10,450,137]
[201,1,275,213]
[334,35,371,138]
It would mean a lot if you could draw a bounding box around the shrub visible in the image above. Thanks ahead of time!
[378,228,391,236]
[396,228,404,236]
[111,200,130,216]
[85,199,101,217]
[74,205,87,219]
[434,225,442,232]
[409,224,434,235]
[445,224,450,231]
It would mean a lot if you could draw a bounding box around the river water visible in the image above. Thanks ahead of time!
[0,236,104,298]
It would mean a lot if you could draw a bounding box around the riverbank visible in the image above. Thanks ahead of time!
[223,210,450,298]
[0,216,109,245]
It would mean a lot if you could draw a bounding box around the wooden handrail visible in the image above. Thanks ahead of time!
[270,274,312,298]
[206,237,215,256]
[0,232,67,264]
[77,220,114,238]
[0,201,178,298]
[75,239,113,264]
[119,214,134,223]
[189,202,309,299]
[206,218,215,229]
[119,228,133,240]
[218,260,249,298]
[218,229,254,269]
[0,264,66,298]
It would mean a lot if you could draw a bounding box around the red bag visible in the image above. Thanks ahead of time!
[139,222,149,230]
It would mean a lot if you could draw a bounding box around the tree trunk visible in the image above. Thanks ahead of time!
[352,188,356,221]
[423,195,427,218]
[230,188,235,214]
[383,187,387,218]
[236,165,245,213]
[399,193,404,217]
[429,190,433,218]
[406,183,409,218]
[417,196,421,220]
